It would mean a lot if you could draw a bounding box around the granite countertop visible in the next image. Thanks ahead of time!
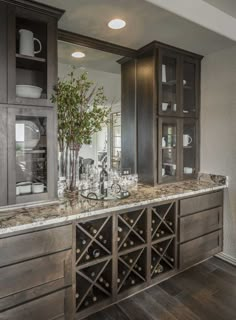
[0,174,227,235]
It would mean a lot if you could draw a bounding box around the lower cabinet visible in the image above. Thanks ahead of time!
[0,190,224,320]
[0,289,69,320]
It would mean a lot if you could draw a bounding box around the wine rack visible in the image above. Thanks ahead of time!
[118,248,146,293]
[76,260,112,312]
[118,208,147,252]
[151,202,176,241]
[75,216,112,266]
[151,237,175,278]
[74,201,176,318]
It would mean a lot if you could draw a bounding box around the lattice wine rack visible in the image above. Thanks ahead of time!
[75,201,176,318]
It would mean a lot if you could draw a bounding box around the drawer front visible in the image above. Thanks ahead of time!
[179,230,222,269]
[0,250,72,311]
[179,207,223,243]
[0,224,72,267]
[0,289,67,320]
[180,191,223,216]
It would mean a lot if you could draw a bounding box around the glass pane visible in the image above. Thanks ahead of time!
[183,61,196,114]
[183,122,196,175]
[161,56,177,113]
[111,112,121,170]
[162,123,177,178]
[15,116,47,196]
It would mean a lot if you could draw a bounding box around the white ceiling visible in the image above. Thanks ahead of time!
[36,0,236,56]
[203,0,236,19]
[58,41,122,74]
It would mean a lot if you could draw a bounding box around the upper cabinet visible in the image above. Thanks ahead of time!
[122,42,202,185]
[158,49,200,118]
[0,0,64,207]
[0,0,64,107]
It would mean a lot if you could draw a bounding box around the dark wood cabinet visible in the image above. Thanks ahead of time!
[0,2,7,104]
[6,2,62,107]
[0,0,64,207]
[0,190,224,319]
[121,42,202,185]
[7,106,57,205]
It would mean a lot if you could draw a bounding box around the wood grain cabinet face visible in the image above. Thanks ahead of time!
[179,230,222,270]
[0,2,7,104]
[179,207,223,243]
[179,191,223,216]
[0,250,72,311]
[0,289,67,320]
[0,225,72,267]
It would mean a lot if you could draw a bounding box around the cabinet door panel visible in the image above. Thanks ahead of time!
[0,225,72,267]
[179,230,222,269]
[0,107,7,206]
[0,289,66,320]
[180,191,223,216]
[0,2,7,103]
[0,250,72,311]
[179,207,223,243]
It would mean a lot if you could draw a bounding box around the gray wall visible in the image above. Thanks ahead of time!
[201,45,236,259]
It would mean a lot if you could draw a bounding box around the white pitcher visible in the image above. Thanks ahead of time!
[19,29,42,57]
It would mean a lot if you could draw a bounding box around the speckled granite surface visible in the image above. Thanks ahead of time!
[0,174,227,235]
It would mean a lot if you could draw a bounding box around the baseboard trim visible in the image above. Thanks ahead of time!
[215,252,236,266]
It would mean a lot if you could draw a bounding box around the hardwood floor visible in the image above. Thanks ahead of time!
[84,258,236,320]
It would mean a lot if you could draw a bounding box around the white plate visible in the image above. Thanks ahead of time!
[16,120,40,150]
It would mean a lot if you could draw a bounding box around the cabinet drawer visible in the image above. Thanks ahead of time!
[0,289,67,320]
[180,191,223,216]
[0,250,72,311]
[0,225,72,267]
[179,207,223,243]
[179,230,222,269]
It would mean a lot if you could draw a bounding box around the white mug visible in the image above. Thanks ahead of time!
[19,29,42,57]
[162,102,168,111]
[162,137,166,147]
[162,168,165,176]
[183,134,192,146]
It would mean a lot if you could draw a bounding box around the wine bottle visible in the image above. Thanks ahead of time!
[76,293,79,299]
[130,278,136,285]
[84,300,89,307]
[103,239,108,245]
[118,227,123,233]
[85,254,90,260]
[124,256,133,264]
[98,234,104,240]
[123,242,128,248]
[105,282,110,288]
[88,246,100,259]
[160,230,165,235]
[156,264,164,274]
[99,277,104,283]
[135,228,144,235]
[152,219,156,224]
[164,254,174,262]
[156,232,160,238]
[122,270,126,276]
[90,271,96,278]
[129,240,134,246]
[134,264,142,272]
[117,278,121,284]
[157,246,164,252]
[166,220,173,227]
[123,215,134,225]
[88,289,97,303]
[100,164,108,196]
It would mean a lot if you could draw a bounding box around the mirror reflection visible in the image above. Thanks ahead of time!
[57,40,122,175]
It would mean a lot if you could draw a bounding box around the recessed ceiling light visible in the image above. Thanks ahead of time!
[108,19,126,30]
[72,51,86,58]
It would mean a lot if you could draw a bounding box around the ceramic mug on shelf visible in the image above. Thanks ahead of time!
[162,137,166,147]
[19,29,42,57]
[162,102,169,111]
[183,134,192,147]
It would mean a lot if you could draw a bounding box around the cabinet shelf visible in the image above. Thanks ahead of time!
[16,53,46,71]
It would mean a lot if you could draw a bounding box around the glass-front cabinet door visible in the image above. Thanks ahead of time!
[8,108,57,205]
[182,119,198,179]
[158,118,180,183]
[181,57,199,117]
[159,51,180,116]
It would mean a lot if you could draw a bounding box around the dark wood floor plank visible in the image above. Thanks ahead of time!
[209,257,236,276]
[118,297,155,320]
[131,291,178,320]
[85,305,130,320]
[147,285,200,320]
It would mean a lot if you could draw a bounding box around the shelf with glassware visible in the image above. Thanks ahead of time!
[159,50,200,118]
[158,117,198,183]
[6,106,57,206]
[6,3,62,106]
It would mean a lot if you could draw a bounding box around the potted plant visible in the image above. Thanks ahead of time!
[51,68,110,192]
